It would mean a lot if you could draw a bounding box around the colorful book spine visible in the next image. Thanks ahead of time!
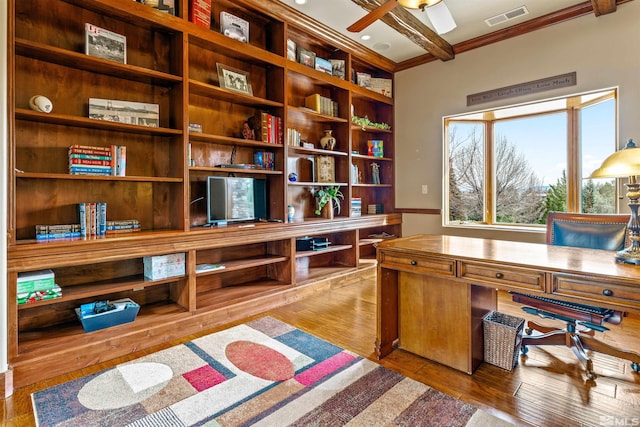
[78,202,107,237]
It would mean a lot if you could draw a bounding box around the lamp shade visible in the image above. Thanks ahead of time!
[399,0,443,9]
[589,139,640,179]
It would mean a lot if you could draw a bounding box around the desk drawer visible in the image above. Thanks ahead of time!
[380,253,455,276]
[552,274,640,312]
[458,261,545,292]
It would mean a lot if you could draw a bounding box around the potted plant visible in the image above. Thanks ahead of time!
[314,186,344,219]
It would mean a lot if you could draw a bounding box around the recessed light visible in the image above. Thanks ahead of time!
[294,0,307,4]
[360,34,371,41]
[373,42,391,52]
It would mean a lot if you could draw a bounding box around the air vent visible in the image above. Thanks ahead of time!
[485,6,529,27]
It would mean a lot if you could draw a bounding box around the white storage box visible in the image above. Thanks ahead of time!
[143,252,185,280]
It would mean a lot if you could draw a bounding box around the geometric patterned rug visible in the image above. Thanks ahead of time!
[32,317,514,426]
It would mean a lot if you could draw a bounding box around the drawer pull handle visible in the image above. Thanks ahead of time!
[603,289,613,297]
[495,273,504,279]
[410,260,417,266]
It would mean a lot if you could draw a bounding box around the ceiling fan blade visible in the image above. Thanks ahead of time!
[347,0,399,33]
[425,1,456,35]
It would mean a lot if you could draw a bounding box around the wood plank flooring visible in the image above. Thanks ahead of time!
[3,266,639,426]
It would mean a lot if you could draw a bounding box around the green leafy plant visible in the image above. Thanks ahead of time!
[314,186,344,216]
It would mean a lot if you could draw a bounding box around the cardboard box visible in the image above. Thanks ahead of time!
[17,269,55,294]
[143,252,186,280]
[75,298,140,332]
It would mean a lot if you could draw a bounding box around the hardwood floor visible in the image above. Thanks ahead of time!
[3,266,639,426]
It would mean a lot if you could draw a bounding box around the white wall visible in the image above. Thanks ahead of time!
[395,1,640,242]
[1,0,9,374]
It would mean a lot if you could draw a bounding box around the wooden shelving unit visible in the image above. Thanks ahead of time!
[6,0,401,390]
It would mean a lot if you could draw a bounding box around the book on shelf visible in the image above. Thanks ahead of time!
[35,223,82,241]
[189,0,212,28]
[367,203,384,214]
[304,94,338,117]
[287,128,301,146]
[85,23,126,64]
[68,144,126,176]
[287,39,296,61]
[252,112,283,144]
[112,145,126,176]
[253,151,275,170]
[351,197,362,217]
[220,11,249,43]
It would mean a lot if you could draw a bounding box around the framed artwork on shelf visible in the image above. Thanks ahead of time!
[84,23,126,64]
[287,39,297,61]
[315,155,335,183]
[315,57,333,75]
[297,47,316,68]
[220,11,249,43]
[329,59,346,79]
[217,63,253,96]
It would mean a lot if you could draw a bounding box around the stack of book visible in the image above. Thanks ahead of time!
[17,269,62,304]
[254,112,283,144]
[106,219,141,235]
[35,223,81,240]
[351,197,362,217]
[78,202,107,237]
[68,144,126,176]
[367,203,384,214]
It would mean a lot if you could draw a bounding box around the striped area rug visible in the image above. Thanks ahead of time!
[32,317,513,426]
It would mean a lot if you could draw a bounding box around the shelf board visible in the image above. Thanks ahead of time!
[190,80,284,108]
[286,61,352,91]
[15,109,183,136]
[196,255,288,276]
[288,181,349,187]
[351,85,394,105]
[17,300,189,357]
[295,244,353,258]
[189,132,284,149]
[196,281,291,310]
[287,106,349,123]
[16,39,182,86]
[351,124,392,133]
[15,172,183,182]
[351,154,392,161]
[352,183,393,187]
[190,166,283,175]
[288,146,349,157]
[189,30,285,69]
[17,274,181,310]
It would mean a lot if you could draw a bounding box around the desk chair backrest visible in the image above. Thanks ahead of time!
[546,211,630,251]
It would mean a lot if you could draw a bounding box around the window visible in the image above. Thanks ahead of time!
[445,89,617,228]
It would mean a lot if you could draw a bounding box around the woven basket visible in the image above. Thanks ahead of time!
[483,311,525,371]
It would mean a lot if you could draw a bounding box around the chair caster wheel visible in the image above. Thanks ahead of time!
[587,371,597,380]
[520,345,529,355]
[631,362,640,373]
[525,328,533,335]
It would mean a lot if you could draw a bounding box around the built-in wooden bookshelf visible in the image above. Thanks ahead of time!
[6,0,399,391]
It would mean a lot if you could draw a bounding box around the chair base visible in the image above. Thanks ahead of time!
[521,320,640,380]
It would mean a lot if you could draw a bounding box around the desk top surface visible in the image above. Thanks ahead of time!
[378,234,640,282]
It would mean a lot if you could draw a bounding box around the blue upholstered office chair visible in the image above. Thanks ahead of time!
[512,211,640,380]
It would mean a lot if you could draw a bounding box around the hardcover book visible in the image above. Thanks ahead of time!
[189,0,212,28]
[220,11,249,43]
[85,23,126,64]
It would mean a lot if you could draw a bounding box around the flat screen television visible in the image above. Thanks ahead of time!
[206,176,267,223]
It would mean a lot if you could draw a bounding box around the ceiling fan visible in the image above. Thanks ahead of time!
[347,0,457,35]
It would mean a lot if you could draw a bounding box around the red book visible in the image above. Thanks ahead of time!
[189,0,211,28]
[69,158,112,166]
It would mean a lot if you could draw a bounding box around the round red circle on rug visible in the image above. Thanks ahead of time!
[226,340,295,381]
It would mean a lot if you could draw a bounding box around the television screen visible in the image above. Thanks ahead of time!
[207,177,267,223]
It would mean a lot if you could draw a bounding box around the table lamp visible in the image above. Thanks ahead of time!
[589,138,640,265]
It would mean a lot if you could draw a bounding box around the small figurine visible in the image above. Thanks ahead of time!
[242,120,254,140]
[371,163,380,184]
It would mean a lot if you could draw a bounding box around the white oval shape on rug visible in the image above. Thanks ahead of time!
[78,362,174,410]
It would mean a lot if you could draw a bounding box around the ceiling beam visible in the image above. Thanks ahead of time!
[350,0,455,61]
[591,0,617,15]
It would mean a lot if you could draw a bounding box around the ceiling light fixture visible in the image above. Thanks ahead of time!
[398,0,443,11]
[360,34,372,41]
[398,0,456,35]
[294,0,307,5]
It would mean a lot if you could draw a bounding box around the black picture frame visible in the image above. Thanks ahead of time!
[297,47,316,68]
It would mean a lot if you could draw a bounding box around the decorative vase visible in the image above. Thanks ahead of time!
[321,199,334,219]
[319,130,336,151]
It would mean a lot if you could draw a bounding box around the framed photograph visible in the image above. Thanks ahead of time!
[315,57,333,75]
[217,63,253,96]
[220,11,249,43]
[315,155,335,183]
[329,59,346,79]
[297,47,316,68]
[287,39,297,61]
[356,72,372,89]
[85,23,126,64]
[370,77,393,97]
[88,98,159,127]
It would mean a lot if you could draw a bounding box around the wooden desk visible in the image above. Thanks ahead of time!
[375,234,640,374]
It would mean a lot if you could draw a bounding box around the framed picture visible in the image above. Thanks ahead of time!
[217,63,253,96]
[297,47,316,68]
[329,59,345,79]
[287,39,297,61]
[85,23,126,64]
[315,155,335,183]
[220,11,249,43]
[315,57,333,75]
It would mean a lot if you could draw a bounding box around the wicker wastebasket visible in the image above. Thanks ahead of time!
[483,311,525,371]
